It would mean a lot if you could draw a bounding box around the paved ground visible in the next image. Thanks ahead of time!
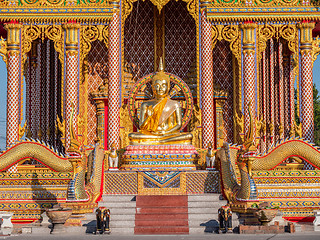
[1,232,320,240]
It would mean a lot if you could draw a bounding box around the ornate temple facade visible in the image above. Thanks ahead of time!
[0,0,320,229]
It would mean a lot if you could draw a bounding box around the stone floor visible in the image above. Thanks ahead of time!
[1,232,320,240]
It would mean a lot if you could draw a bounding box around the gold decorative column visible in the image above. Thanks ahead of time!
[63,22,81,152]
[4,21,22,148]
[240,23,257,142]
[298,21,315,144]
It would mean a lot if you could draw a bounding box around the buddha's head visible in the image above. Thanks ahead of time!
[152,58,170,98]
[152,72,170,98]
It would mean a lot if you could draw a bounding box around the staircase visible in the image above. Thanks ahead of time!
[188,194,227,234]
[83,195,136,234]
[135,195,189,234]
[83,194,228,235]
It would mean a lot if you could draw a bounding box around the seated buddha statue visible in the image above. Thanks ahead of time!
[128,62,192,145]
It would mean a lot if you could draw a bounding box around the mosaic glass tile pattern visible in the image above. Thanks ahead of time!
[186,171,220,194]
[104,172,138,194]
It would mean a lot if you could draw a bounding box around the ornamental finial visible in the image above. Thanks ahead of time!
[158,57,164,72]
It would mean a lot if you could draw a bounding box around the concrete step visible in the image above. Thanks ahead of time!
[188,207,219,214]
[189,227,218,234]
[105,208,136,215]
[188,213,219,220]
[110,220,135,228]
[99,202,136,208]
[188,194,221,202]
[109,214,135,221]
[102,195,136,202]
[188,201,226,208]
[135,226,189,235]
[188,219,219,227]
[110,228,134,234]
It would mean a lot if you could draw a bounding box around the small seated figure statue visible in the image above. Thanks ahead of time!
[206,142,215,169]
[129,60,192,145]
[108,143,118,170]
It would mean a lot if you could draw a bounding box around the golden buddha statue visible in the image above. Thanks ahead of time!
[128,61,192,145]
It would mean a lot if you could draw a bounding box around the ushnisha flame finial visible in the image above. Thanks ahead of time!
[158,57,164,72]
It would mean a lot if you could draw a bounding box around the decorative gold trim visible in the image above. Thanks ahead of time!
[154,6,165,71]
[0,37,7,67]
[256,24,298,76]
[312,37,320,63]
[123,0,198,22]
[137,172,186,195]
[22,24,64,66]
[207,14,320,23]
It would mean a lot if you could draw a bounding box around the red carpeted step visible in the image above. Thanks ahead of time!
[135,195,189,235]
[136,206,188,214]
[135,219,188,227]
[134,226,189,234]
[135,213,188,221]
[136,195,188,207]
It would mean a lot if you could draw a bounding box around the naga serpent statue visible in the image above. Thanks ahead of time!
[217,138,320,203]
[0,140,104,202]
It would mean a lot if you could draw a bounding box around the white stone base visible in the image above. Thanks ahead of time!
[314,211,320,231]
[108,168,119,171]
[0,212,13,228]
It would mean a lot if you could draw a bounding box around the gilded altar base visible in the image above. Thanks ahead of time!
[120,144,199,171]
[104,170,220,195]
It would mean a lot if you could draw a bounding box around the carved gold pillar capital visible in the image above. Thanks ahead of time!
[298,21,315,52]
[240,23,257,54]
[63,22,81,53]
[200,0,212,13]
[110,0,120,12]
[4,21,22,52]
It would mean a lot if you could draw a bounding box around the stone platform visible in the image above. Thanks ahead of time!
[104,170,220,195]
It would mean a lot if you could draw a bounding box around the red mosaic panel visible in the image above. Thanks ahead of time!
[65,53,79,150]
[108,12,121,149]
[243,51,256,140]
[301,51,314,141]
[201,12,214,149]
[6,52,20,147]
